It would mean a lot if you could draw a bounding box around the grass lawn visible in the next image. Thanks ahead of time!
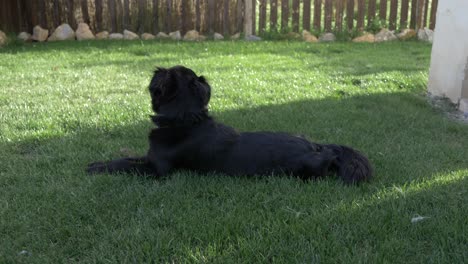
[0,40,466,263]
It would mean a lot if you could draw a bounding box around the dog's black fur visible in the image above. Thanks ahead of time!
[87,66,372,184]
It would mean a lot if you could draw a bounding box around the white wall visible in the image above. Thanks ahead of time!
[428,0,468,103]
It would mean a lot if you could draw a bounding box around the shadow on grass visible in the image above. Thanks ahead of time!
[2,91,467,262]
[3,91,467,187]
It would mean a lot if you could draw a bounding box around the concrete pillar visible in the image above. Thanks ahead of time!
[428,0,468,112]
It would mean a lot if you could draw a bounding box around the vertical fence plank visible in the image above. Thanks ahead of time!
[165,0,172,32]
[180,0,187,34]
[223,0,230,35]
[259,0,267,34]
[216,0,222,34]
[23,0,35,30]
[15,0,25,31]
[292,0,300,32]
[95,0,102,31]
[270,0,278,31]
[204,0,209,33]
[313,0,321,31]
[52,0,61,28]
[195,0,200,32]
[0,2,7,32]
[367,0,376,27]
[80,0,89,25]
[38,0,47,28]
[416,0,425,30]
[123,0,130,30]
[115,0,123,32]
[28,0,39,29]
[356,0,365,31]
[281,0,289,32]
[64,0,75,29]
[346,0,354,31]
[410,0,417,29]
[109,0,117,32]
[244,0,253,36]
[303,0,311,31]
[207,0,214,34]
[153,0,159,33]
[324,0,332,32]
[400,0,409,28]
[429,0,438,30]
[0,1,15,32]
[252,0,256,35]
[423,0,429,28]
[379,0,387,21]
[389,0,397,30]
[335,0,344,32]
[236,0,244,33]
[138,0,146,33]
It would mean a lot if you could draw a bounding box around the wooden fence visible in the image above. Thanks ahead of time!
[1,0,438,36]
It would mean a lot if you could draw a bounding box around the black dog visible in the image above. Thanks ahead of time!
[87,66,372,184]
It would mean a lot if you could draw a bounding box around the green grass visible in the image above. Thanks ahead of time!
[0,40,466,263]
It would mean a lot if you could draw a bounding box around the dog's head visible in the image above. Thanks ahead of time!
[149,66,211,123]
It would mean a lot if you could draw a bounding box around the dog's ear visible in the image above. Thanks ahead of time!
[150,67,178,97]
[198,75,207,84]
[192,75,211,106]
[155,66,167,73]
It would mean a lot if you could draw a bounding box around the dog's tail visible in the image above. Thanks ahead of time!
[324,144,373,184]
